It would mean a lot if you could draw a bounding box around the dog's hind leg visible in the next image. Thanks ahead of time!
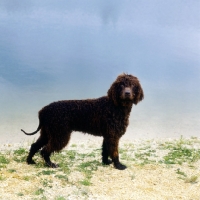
[41,130,71,168]
[27,133,48,165]
[40,145,57,168]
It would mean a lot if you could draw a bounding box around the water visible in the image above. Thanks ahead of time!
[0,1,200,143]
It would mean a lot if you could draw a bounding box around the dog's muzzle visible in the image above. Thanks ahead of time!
[121,86,134,101]
[124,87,131,97]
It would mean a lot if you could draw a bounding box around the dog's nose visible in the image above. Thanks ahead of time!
[125,88,131,95]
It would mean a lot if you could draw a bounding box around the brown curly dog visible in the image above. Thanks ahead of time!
[21,73,144,170]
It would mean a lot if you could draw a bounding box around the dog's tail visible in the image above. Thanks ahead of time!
[21,122,42,136]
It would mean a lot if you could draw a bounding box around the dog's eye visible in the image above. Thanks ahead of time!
[120,84,124,88]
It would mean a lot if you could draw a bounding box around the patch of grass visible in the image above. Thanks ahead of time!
[123,143,135,149]
[121,151,132,161]
[134,151,156,165]
[17,192,24,197]
[131,174,135,180]
[77,160,101,184]
[23,176,32,181]
[77,153,87,159]
[55,174,68,181]
[156,137,200,166]
[7,169,16,173]
[66,150,77,161]
[0,155,10,164]
[39,196,47,200]
[52,153,71,174]
[42,178,53,188]
[79,188,90,196]
[163,145,200,165]
[85,151,97,158]
[78,160,100,172]
[70,144,77,148]
[76,150,99,160]
[120,137,200,167]
[0,175,5,181]
[59,164,71,174]
[34,188,45,195]
[176,168,198,184]
[13,148,27,163]
[79,161,92,168]
[34,154,46,168]
[55,196,66,200]
[80,179,92,186]
[119,148,126,154]
[119,143,158,166]
[119,146,135,162]
[176,168,187,177]
[138,145,151,151]
[39,170,56,176]
[14,148,27,155]
[52,150,77,167]
[185,175,198,184]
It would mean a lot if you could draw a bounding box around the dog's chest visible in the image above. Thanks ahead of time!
[110,109,130,133]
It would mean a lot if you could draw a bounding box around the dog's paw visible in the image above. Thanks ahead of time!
[103,159,112,165]
[27,158,36,165]
[114,163,127,170]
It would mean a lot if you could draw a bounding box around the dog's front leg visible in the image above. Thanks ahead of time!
[104,137,127,170]
[102,138,112,165]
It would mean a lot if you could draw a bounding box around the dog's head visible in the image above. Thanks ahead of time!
[107,73,144,106]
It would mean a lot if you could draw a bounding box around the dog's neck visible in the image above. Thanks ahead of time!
[119,103,133,116]
[124,104,133,115]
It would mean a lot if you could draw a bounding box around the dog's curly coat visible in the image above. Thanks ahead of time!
[21,73,144,170]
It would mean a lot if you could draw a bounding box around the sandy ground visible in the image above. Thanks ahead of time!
[0,138,200,200]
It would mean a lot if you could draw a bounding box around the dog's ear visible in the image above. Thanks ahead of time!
[107,82,120,106]
[133,83,144,105]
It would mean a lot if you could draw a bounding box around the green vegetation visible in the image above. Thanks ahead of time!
[80,179,92,186]
[17,192,24,197]
[13,147,27,163]
[160,137,200,165]
[185,175,198,184]
[34,188,45,195]
[42,178,53,188]
[176,168,187,177]
[0,175,5,181]
[23,176,32,181]
[7,168,16,173]
[118,137,200,166]
[55,196,66,200]
[0,154,10,168]
[176,168,198,183]
[39,170,56,176]
[55,174,68,181]
[14,147,27,155]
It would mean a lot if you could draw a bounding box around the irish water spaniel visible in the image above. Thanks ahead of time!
[21,73,144,170]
